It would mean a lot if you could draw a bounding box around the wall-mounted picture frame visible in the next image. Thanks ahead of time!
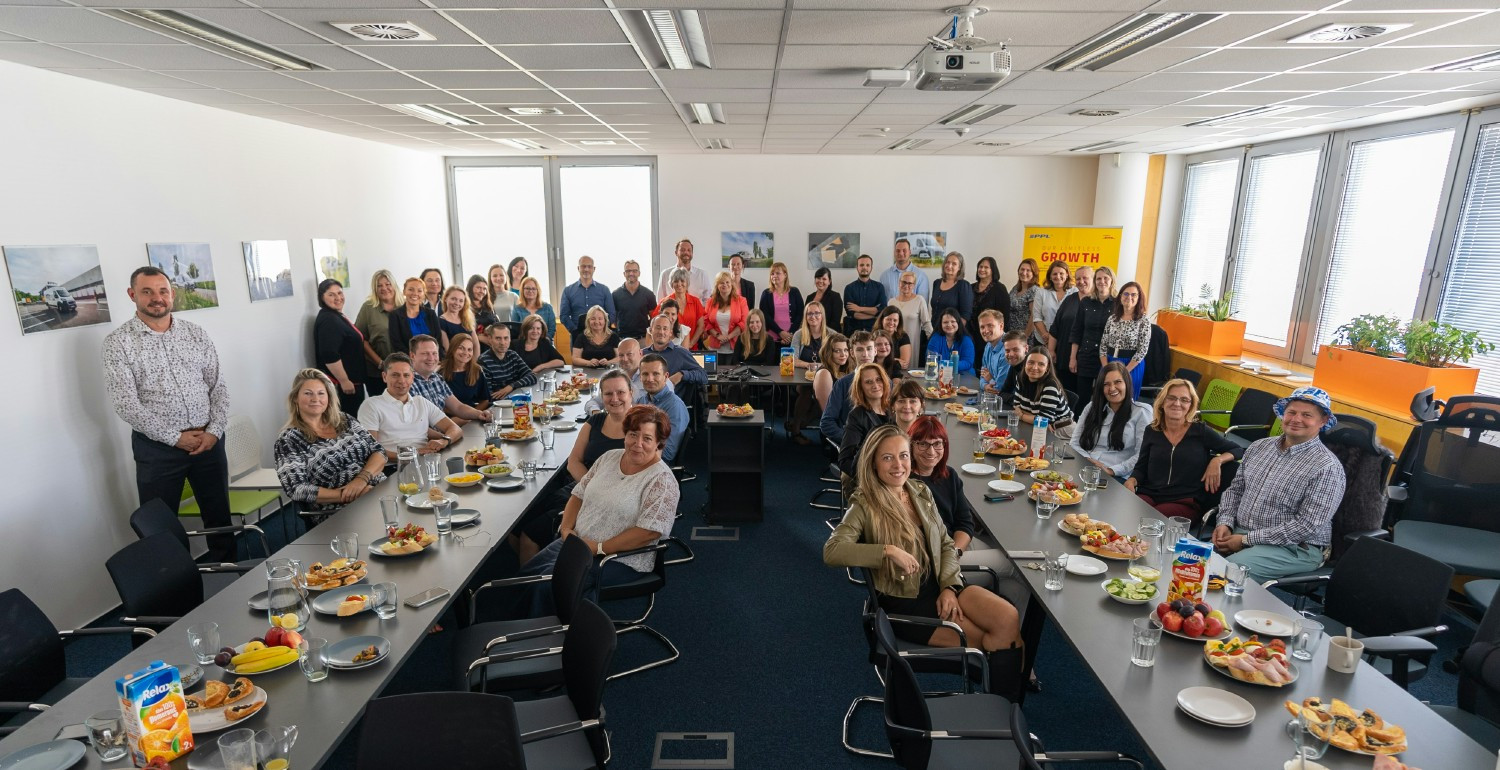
[2,244,112,335]
[311,238,349,287]
[721,231,773,269]
[808,232,860,270]
[895,232,948,267]
[242,240,293,302]
[146,242,218,311]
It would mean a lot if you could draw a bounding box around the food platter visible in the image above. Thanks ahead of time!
[325,635,391,670]
[1101,578,1158,605]
[716,404,755,418]
[1204,637,1298,687]
[405,493,458,509]
[499,429,538,442]
[1286,698,1409,756]
[1150,614,1232,642]
[188,686,268,733]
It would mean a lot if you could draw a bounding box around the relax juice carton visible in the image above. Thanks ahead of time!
[779,347,796,377]
[512,393,532,432]
[116,660,194,766]
[1166,537,1213,605]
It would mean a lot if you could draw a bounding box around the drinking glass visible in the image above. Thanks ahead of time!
[187,621,219,665]
[1138,518,1164,536]
[924,353,939,383]
[254,725,298,770]
[1006,412,1020,433]
[972,433,987,463]
[85,710,128,762]
[483,421,499,445]
[1131,617,1163,668]
[1043,553,1068,590]
[218,728,258,770]
[1224,563,1249,597]
[1035,498,1059,521]
[1079,465,1102,490]
[1163,516,1191,549]
[1286,708,1331,767]
[379,495,400,531]
[433,500,453,535]
[420,453,442,486]
[330,532,360,561]
[519,460,538,480]
[541,426,556,451]
[298,638,329,683]
[1292,618,1325,661]
[372,582,399,619]
[998,458,1016,481]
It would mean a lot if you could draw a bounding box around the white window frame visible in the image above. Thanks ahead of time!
[1167,147,1243,309]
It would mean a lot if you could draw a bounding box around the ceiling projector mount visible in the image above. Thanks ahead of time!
[915,7,1012,91]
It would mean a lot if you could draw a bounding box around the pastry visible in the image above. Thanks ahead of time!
[225,700,265,722]
[223,677,254,705]
[201,680,228,708]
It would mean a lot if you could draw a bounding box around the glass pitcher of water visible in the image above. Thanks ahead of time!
[1130,525,1165,583]
[395,445,422,498]
[924,352,939,383]
[265,559,309,632]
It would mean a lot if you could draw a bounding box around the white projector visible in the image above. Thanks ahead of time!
[914,46,1012,91]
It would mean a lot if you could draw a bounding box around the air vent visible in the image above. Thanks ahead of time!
[1071,108,1122,117]
[1287,23,1410,43]
[975,140,1010,147]
[331,22,435,42]
[508,107,565,116]
[703,138,734,150]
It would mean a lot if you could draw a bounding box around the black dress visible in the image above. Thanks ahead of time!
[930,280,973,328]
[517,338,565,370]
[1050,292,1083,399]
[315,308,367,415]
[1069,296,1114,397]
[575,331,620,363]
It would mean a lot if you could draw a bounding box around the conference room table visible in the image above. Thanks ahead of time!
[0,375,604,769]
[941,407,1496,769]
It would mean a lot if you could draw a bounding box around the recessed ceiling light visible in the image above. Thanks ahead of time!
[643,9,712,70]
[1071,108,1122,117]
[1425,49,1500,72]
[1070,140,1130,152]
[497,138,545,150]
[1188,105,1302,127]
[104,9,318,70]
[888,138,932,150]
[387,104,479,126]
[703,138,734,150]
[938,104,1013,126]
[1287,23,1411,44]
[330,22,434,42]
[1044,13,1220,72]
[508,107,564,116]
[687,102,725,125]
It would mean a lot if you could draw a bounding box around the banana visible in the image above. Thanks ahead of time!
[231,645,292,667]
[234,648,298,673]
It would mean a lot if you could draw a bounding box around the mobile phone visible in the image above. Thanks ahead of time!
[575,415,588,423]
[983,493,1015,503]
[403,587,451,609]
[1009,550,1046,560]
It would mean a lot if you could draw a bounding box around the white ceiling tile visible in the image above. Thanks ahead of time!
[786,10,953,45]
[303,104,413,116]
[0,8,171,43]
[171,70,322,89]
[461,98,583,111]
[276,44,385,70]
[1070,91,1187,106]
[657,68,774,88]
[713,101,770,116]
[290,70,429,89]
[1368,91,1478,107]
[1006,70,1144,91]
[765,113,855,124]
[705,10,783,45]
[175,10,331,46]
[534,69,658,88]
[340,88,458,102]
[1096,46,1212,73]
[975,11,1137,47]
[869,88,983,103]
[449,10,627,45]
[1230,72,1385,91]
[1170,46,1352,74]
[709,43,777,69]
[779,44,918,69]
[579,102,680,114]
[67,42,267,69]
[234,89,372,104]
[771,88,876,103]
[1116,71,1264,91]
[770,101,866,115]
[1248,11,1474,47]
[418,71,538,89]
[859,102,959,114]
[137,87,273,104]
[51,67,198,88]
[1180,90,1303,105]
[1378,11,1500,47]
[975,88,1079,105]
[667,87,769,102]
[351,44,511,70]
[1157,14,1306,48]
[276,9,471,44]
[1297,46,1495,73]
[499,44,643,70]
[238,0,437,8]
[1339,71,1500,91]
[68,0,242,7]
[562,87,668,102]
[459,89,568,103]
[773,69,864,89]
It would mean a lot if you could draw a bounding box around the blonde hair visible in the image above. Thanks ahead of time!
[739,308,770,359]
[797,299,826,347]
[583,305,611,345]
[706,270,739,314]
[441,285,474,330]
[1149,379,1201,431]
[441,333,483,387]
[366,269,395,308]
[768,262,789,293]
[852,424,928,583]
[285,368,346,440]
[1093,266,1117,301]
[978,308,1004,325]
[518,276,544,311]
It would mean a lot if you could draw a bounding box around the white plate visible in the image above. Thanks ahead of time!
[188,686,268,733]
[551,421,578,432]
[1286,375,1312,384]
[1176,686,1255,727]
[988,479,1025,493]
[0,740,86,770]
[325,635,391,669]
[1203,650,1299,687]
[961,463,995,476]
[443,473,483,488]
[908,370,925,378]
[1233,610,1298,637]
[1100,578,1159,605]
[312,590,372,617]
[367,536,435,557]
[1064,554,1107,576]
[450,508,480,527]
[1261,368,1292,376]
[1219,359,1243,366]
[405,493,457,509]
[487,477,525,491]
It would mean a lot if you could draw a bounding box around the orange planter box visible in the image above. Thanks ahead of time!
[1156,311,1245,357]
[1313,345,1480,413]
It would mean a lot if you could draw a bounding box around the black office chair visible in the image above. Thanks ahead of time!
[0,589,155,737]
[455,535,592,693]
[359,692,526,769]
[597,540,684,680]
[1430,598,1500,753]
[1199,386,1277,449]
[1011,703,1143,770]
[104,532,207,630]
[1266,537,1452,689]
[129,498,269,597]
[1140,367,1202,400]
[811,435,844,511]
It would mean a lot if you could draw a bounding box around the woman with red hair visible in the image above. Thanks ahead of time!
[906,415,978,556]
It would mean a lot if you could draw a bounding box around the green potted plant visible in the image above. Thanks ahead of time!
[1332,314,1403,357]
[1157,284,1245,357]
[1315,316,1490,411]
[1401,320,1496,368]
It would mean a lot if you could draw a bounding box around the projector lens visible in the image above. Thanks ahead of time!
[945,54,963,70]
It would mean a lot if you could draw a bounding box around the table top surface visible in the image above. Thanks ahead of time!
[0,376,601,769]
[945,415,1494,770]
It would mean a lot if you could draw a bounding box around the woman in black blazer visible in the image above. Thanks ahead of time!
[388,276,443,357]
[758,261,804,347]
[807,266,844,334]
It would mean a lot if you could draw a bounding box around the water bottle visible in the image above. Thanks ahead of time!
[949,351,960,385]
[1030,416,1049,459]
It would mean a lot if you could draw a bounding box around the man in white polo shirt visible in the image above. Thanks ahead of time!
[357,352,463,457]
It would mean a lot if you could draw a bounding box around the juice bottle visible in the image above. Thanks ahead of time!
[116,661,193,767]
[1166,537,1213,604]
[1029,416,1049,460]
[512,393,532,432]
[779,347,796,377]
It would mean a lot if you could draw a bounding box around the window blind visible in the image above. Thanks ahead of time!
[1228,149,1322,347]
[1169,158,1240,308]
[1314,129,1455,349]
[1438,122,1500,395]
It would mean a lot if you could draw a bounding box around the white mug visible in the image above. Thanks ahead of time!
[1327,636,1365,673]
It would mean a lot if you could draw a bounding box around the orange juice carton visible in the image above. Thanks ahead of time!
[1166,538,1213,604]
[512,393,532,432]
[779,347,795,377]
[116,660,194,766]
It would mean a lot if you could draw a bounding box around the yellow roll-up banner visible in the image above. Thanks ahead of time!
[1022,226,1122,274]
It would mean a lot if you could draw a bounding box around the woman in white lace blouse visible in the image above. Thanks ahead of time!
[273,368,387,515]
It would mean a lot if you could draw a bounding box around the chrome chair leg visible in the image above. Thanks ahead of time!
[840,696,892,758]
[606,624,680,681]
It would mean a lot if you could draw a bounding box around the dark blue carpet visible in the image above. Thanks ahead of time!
[65,427,1479,768]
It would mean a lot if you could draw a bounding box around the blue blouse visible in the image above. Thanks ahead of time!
[925,334,975,375]
[511,303,557,338]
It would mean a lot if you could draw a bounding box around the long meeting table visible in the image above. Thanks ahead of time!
[940,408,1495,769]
[0,374,605,769]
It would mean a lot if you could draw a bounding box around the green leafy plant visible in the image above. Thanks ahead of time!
[1332,314,1403,357]
[1171,284,1235,322]
[1400,320,1496,368]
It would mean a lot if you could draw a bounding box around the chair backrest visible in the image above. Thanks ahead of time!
[1321,415,1395,561]
[0,589,66,703]
[1175,367,1203,389]
[562,599,617,765]
[1229,388,1277,441]
[1144,324,1171,387]
[1010,706,1046,770]
[129,498,190,553]
[552,535,593,624]
[225,415,263,479]
[874,610,934,770]
[105,532,205,619]
[1410,386,1441,422]
[1325,537,1453,637]
[357,692,524,770]
[1270,416,1283,437]
[1395,400,1500,532]
[1199,380,1241,431]
[1457,599,1500,723]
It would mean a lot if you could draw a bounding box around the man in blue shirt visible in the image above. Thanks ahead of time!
[644,314,706,391]
[819,331,877,444]
[879,238,931,302]
[636,353,689,463]
[557,255,616,336]
[842,254,886,333]
[980,313,1028,405]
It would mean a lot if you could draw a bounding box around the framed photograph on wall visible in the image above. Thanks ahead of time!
[894,232,948,267]
[311,238,349,287]
[242,240,293,302]
[2,244,112,335]
[146,242,218,311]
[808,232,860,270]
[721,231,773,269]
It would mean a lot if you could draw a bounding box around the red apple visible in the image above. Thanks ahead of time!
[281,630,304,649]
[1183,613,1206,638]
[1162,611,1184,632]
[1204,616,1225,637]
[264,627,285,648]
[1155,602,1171,621]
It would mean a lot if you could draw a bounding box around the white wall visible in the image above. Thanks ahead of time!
[656,154,1098,295]
[0,61,449,628]
[1091,152,1152,293]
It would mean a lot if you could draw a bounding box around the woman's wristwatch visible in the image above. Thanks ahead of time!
[944,585,962,596]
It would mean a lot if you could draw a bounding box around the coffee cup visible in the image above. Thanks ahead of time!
[1327,635,1365,673]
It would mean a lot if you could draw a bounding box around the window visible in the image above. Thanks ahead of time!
[452,164,549,294]
[1438,121,1500,395]
[1169,158,1240,308]
[1228,147,1322,348]
[1313,128,1456,348]
[558,164,654,292]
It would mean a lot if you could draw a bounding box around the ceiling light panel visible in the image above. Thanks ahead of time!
[102,10,318,70]
[938,103,1013,125]
[1045,13,1221,72]
[0,6,185,44]
[388,103,480,126]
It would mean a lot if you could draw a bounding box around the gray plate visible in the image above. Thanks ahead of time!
[311,590,372,617]
[176,663,204,690]
[451,508,480,527]
[487,477,525,491]
[0,741,85,770]
[324,635,390,669]
[368,536,434,557]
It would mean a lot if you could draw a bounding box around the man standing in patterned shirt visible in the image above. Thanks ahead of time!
[1212,386,1346,582]
[103,266,235,562]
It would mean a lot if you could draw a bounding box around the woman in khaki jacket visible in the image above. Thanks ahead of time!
[824,424,1021,656]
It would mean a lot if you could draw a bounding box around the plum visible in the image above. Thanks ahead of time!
[213,650,232,668]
